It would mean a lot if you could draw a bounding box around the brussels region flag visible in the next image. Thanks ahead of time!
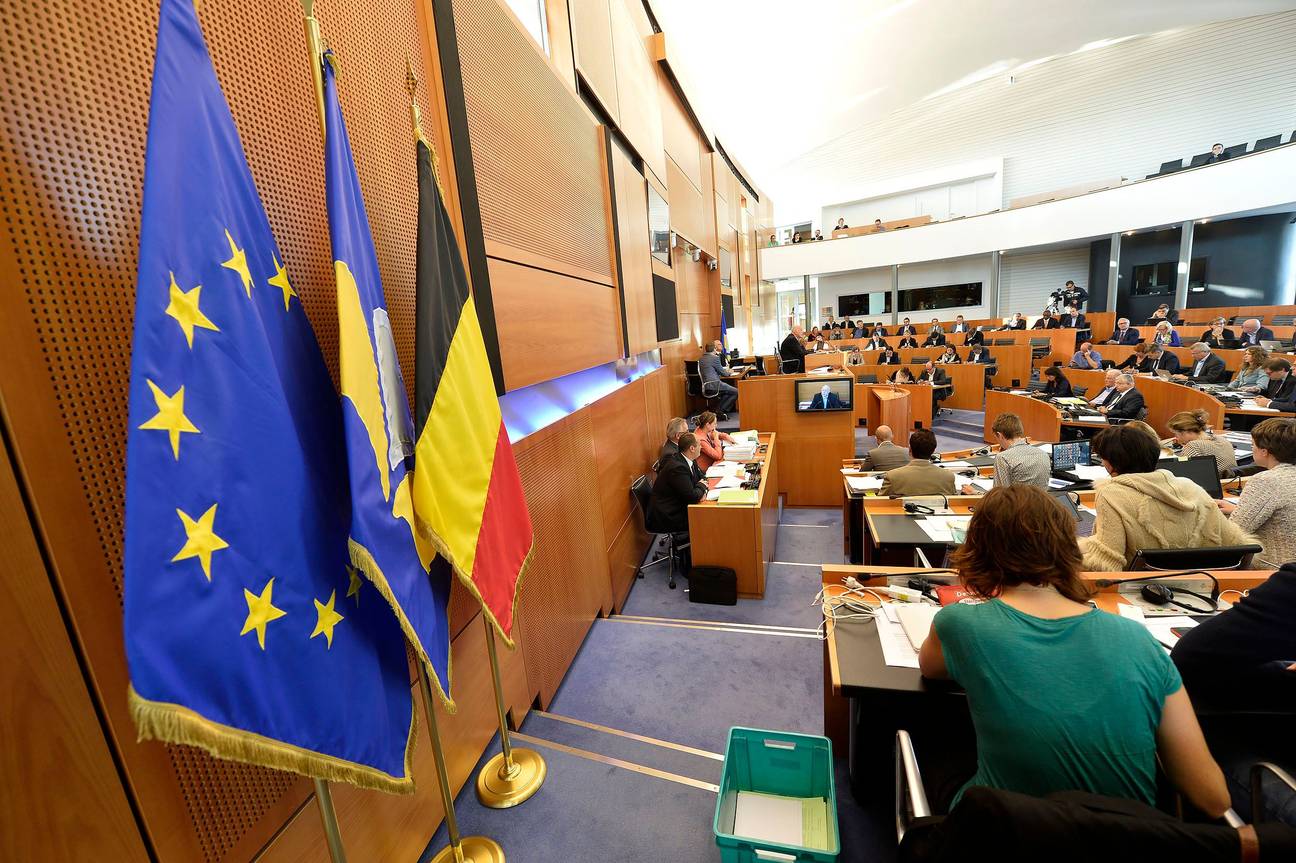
[124,0,415,792]
[411,140,533,645]
[322,57,453,703]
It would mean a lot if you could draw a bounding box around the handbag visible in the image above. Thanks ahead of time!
[688,566,737,605]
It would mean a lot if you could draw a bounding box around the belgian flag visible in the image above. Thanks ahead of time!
[412,141,533,645]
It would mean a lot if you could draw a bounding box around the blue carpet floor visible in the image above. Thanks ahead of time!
[773,523,844,565]
[622,561,825,629]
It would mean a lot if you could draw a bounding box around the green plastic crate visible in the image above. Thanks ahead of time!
[713,727,840,863]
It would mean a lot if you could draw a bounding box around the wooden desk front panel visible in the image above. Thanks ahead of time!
[1097,344,1249,373]
[689,433,777,598]
[738,376,855,506]
[1066,368,1225,435]
[1176,305,1296,325]
[815,344,1030,390]
[848,364,985,412]
[1135,324,1296,342]
[984,390,1063,443]
[858,383,932,431]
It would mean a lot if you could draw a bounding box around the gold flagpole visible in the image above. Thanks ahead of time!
[404,56,546,811]
[475,616,546,808]
[312,779,349,863]
[419,663,505,863]
[301,0,326,142]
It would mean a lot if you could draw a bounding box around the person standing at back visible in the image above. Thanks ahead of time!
[918,485,1229,817]
[1078,425,1254,571]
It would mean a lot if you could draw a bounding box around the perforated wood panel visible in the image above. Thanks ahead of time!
[452,0,613,282]
[0,1,466,860]
[512,411,611,706]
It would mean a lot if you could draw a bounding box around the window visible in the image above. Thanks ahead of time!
[504,0,549,55]
[838,292,892,317]
[1132,258,1207,296]
[898,282,983,313]
[647,184,670,265]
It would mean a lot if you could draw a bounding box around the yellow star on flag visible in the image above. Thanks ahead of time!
[310,590,345,648]
[267,253,297,312]
[241,577,287,650]
[164,271,219,348]
[138,380,199,459]
[221,229,255,297]
[345,565,363,606]
[171,503,229,581]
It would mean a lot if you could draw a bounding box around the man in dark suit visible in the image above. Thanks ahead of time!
[879,347,902,365]
[1199,318,1235,347]
[866,334,889,350]
[1106,318,1140,345]
[1172,342,1228,384]
[871,323,889,338]
[1032,311,1061,329]
[647,433,708,535]
[1255,359,1296,407]
[807,383,845,410]
[918,360,952,414]
[1099,374,1145,420]
[962,327,985,347]
[897,317,917,336]
[1142,345,1181,375]
[897,334,919,349]
[1239,319,1276,347]
[966,344,993,365]
[1059,305,1087,329]
[1203,142,1230,164]
[779,325,809,373]
[922,328,946,347]
[950,315,970,335]
[997,313,1026,330]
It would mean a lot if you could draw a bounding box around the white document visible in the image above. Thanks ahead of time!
[895,603,941,650]
[968,477,995,492]
[1241,400,1279,413]
[705,489,722,501]
[714,474,746,489]
[1071,464,1110,481]
[1143,616,1197,649]
[1074,415,1109,423]
[706,462,741,478]
[914,516,971,543]
[1117,603,1145,622]
[1234,449,1250,459]
[874,614,922,668]
[733,792,802,847]
[846,475,885,492]
[1009,389,1030,395]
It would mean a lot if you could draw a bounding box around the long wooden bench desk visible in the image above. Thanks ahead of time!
[1065,368,1226,435]
[688,433,778,599]
[808,344,1029,390]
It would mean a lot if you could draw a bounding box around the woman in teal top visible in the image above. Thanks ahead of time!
[917,485,1230,817]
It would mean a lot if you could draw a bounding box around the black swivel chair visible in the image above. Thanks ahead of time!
[857,374,878,383]
[685,361,725,418]
[1147,158,1182,178]
[1253,134,1282,152]
[775,343,800,374]
[1029,337,1051,362]
[1129,544,1262,572]
[1222,143,1248,158]
[630,475,690,590]
[1187,152,1212,168]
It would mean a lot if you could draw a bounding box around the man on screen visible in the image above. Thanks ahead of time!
[808,383,844,410]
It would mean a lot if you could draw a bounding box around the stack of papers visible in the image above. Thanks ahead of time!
[732,791,831,852]
[1070,464,1110,480]
[874,606,921,668]
[724,430,759,460]
[965,476,994,492]
[1072,414,1108,423]
[914,516,971,542]
[846,475,885,492]
[706,461,744,478]
[716,488,759,506]
[1240,400,1279,413]
[714,473,746,489]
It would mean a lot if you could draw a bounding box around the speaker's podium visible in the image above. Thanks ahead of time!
[868,387,910,433]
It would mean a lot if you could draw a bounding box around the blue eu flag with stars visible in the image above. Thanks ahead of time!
[124,0,415,793]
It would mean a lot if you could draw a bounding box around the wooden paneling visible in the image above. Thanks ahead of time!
[590,376,653,545]
[544,0,578,90]
[667,156,708,250]
[489,258,621,391]
[674,248,710,316]
[609,0,666,187]
[513,411,611,706]
[0,439,149,861]
[568,0,619,120]
[737,376,855,507]
[456,0,613,282]
[609,141,657,355]
[984,391,1063,443]
[607,513,651,612]
[688,434,778,597]
[658,70,703,192]
[257,613,531,862]
[643,365,680,446]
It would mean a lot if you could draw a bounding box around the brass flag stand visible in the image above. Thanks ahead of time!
[312,779,349,863]
[475,616,546,808]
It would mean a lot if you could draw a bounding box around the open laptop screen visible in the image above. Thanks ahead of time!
[1162,455,1224,499]
[1051,440,1090,472]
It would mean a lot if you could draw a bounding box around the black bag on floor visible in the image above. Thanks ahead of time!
[688,566,737,605]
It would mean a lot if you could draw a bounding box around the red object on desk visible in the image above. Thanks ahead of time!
[936,584,976,605]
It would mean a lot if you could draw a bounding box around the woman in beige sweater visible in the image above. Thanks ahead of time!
[1079,425,1254,572]
[1163,409,1237,477]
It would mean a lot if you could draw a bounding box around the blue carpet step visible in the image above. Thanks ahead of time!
[623,562,827,629]
[519,710,723,787]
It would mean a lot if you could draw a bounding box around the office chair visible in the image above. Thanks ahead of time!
[1155,158,1183,176]
[1187,152,1213,168]
[1071,385,1087,397]
[1253,135,1282,152]
[1029,337,1051,362]
[1231,315,1258,327]
[992,338,1014,346]
[630,475,690,590]
[857,374,878,384]
[775,343,799,374]
[1223,143,1248,158]
[1270,315,1295,327]
[1129,544,1262,572]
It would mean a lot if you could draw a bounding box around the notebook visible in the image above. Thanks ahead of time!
[894,603,941,650]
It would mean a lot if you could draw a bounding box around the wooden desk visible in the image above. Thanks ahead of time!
[1096,344,1249,373]
[821,342,1030,390]
[830,215,932,240]
[738,374,856,506]
[688,433,778,599]
[871,387,909,434]
[1066,368,1225,435]
[846,363,984,412]
[983,390,1065,443]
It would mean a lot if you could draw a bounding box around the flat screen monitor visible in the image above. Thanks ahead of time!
[1162,455,1224,499]
[795,377,854,412]
[1051,440,1090,471]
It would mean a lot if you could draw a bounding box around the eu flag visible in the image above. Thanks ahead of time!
[124,0,415,792]
[321,55,453,704]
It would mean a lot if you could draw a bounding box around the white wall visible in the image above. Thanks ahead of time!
[775,10,1296,221]
[818,159,1004,229]
[999,247,1091,316]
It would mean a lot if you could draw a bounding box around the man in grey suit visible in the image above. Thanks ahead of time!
[1171,342,1227,385]
[699,340,739,416]
[861,425,910,471]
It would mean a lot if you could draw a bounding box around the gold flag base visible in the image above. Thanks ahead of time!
[426,835,505,863]
[475,747,546,808]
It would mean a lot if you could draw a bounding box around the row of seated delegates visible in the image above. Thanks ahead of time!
[1171,342,1229,384]
[887,360,953,413]
[1085,370,1146,419]
[645,430,707,569]
[1078,425,1255,572]
[877,428,957,497]
[1110,342,1181,374]
[915,484,1232,818]
[786,229,825,243]
[958,413,1051,495]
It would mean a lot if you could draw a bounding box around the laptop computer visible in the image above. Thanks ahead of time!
[1155,369,1173,380]
[1162,455,1224,499]
[1260,339,1289,353]
[1050,440,1091,483]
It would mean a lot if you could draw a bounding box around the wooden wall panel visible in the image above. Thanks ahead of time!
[607,514,651,612]
[643,367,677,447]
[591,377,654,546]
[489,258,621,391]
[667,156,708,251]
[699,154,719,256]
[513,411,611,706]
[568,0,620,121]
[544,0,578,90]
[455,0,613,283]
[0,439,150,861]
[610,143,657,355]
[674,250,709,316]
[609,0,666,187]
[658,70,703,192]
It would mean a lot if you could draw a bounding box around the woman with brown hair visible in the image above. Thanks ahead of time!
[918,485,1229,816]
[693,411,733,471]
[1164,409,1237,476]
[1114,342,1149,370]
[1228,346,1269,392]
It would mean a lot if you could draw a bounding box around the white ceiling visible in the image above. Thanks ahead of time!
[648,0,1295,209]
